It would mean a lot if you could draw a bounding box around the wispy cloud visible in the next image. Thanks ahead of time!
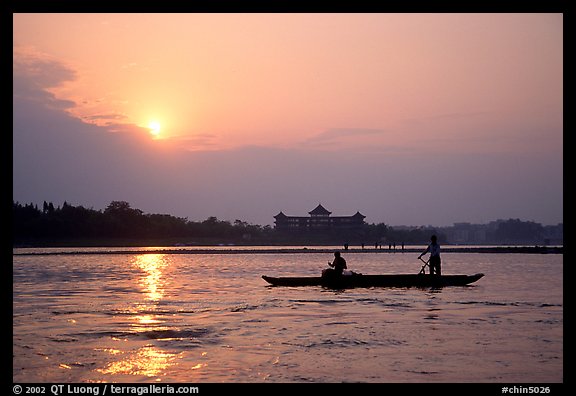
[13,47,152,138]
[403,111,490,124]
[304,128,388,145]
[13,47,76,89]
[101,122,149,135]
[163,133,221,151]
[13,47,78,110]
[82,113,129,126]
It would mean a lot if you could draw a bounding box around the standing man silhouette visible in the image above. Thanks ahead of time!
[418,235,441,275]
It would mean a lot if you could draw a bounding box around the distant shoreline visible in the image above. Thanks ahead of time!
[13,246,563,256]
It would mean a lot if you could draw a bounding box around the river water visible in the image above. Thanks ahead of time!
[13,249,562,383]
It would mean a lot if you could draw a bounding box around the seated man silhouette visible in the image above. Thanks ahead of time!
[322,251,347,278]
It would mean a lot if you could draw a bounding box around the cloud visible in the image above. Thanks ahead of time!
[303,128,388,147]
[162,133,221,151]
[121,62,139,69]
[12,47,151,139]
[84,113,128,121]
[101,122,150,135]
[13,48,78,110]
[13,47,76,89]
[181,134,220,150]
[403,111,490,125]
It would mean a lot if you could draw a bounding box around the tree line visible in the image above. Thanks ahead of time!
[13,200,271,245]
[13,200,443,246]
[15,200,549,247]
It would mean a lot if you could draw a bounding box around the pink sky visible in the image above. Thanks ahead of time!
[13,13,563,226]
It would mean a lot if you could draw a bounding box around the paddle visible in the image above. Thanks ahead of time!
[418,257,430,275]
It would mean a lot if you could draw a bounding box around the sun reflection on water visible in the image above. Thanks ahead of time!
[136,314,163,326]
[130,254,170,336]
[96,345,180,378]
[133,254,168,302]
[95,254,182,380]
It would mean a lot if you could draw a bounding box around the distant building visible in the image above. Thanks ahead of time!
[441,219,563,245]
[274,204,366,232]
[446,222,488,245]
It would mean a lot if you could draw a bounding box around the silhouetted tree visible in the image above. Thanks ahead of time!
[15,200,545,247]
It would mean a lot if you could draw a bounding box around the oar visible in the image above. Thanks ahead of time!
[418,257,430,275]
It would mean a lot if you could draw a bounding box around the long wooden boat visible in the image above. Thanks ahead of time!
[262,273,484,288]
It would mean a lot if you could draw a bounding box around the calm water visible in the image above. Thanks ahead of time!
[13,249,562,383]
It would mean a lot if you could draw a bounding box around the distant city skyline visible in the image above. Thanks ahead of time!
[13,14,563,227]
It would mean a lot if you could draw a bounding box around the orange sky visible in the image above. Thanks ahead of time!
[13,13,562,152]
[13,13,563,226]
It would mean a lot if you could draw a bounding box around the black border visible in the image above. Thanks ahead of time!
[8,0,568,390]
[8,0,570,13]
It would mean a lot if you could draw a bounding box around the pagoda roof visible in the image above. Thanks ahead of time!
[309,204,332,216]
[352,211,366,218]
[274,211,288,219]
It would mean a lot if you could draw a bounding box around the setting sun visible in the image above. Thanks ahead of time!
[148,121,161,137]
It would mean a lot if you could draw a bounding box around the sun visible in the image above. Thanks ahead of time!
[148,121,161,137]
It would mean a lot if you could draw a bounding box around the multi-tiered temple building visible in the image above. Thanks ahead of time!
[274,204,366,232]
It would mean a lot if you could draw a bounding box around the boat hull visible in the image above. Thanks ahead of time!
[262,273,484,288]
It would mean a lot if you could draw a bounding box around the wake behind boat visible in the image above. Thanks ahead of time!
[261,273,484,288]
